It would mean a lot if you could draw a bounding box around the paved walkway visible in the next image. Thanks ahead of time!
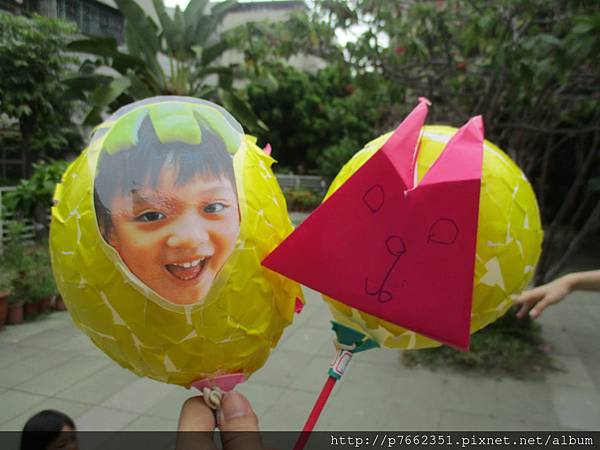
[0,282,599,432]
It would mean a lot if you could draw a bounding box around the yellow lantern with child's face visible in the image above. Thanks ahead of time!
[50,97,302,387]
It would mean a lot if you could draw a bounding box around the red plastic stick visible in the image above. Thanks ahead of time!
[293,375,337,450]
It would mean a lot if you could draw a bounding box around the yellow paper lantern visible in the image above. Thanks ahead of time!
[50,97,302,387]
[324,125,543,349]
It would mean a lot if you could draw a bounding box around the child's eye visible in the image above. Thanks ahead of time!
[204,203,226,214]
[135,211,166,222]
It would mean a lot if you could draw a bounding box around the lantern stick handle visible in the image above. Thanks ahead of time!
[293,375,337,450]
[293,349,353,450]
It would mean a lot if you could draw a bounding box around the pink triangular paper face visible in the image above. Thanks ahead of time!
[263,106,484,350]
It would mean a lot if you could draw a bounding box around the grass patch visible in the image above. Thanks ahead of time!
[402,308,557,379]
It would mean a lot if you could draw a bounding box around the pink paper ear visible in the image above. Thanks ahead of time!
[380,98,429,190]
[419,115,484,186]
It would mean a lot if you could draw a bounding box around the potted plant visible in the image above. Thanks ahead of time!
[6,293,24,325]
[11,267,36,321]
[2,223,30,325]
[21,253,46,321]
[29,263,56,315]
[0,270,11,330]
[23,297,40,321]
[6,268,25,325]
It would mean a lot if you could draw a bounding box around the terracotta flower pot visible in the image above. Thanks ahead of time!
[24,302,40,320]
[0,292,8,331]
[54,295,67,311]
[7,301,24,325]
[39,297,52,314]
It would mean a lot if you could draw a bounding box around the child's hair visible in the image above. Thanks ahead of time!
[94,116,237,242]
[20,409,76,450]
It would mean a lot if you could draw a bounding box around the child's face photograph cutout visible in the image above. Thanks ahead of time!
[109,166,239,305]
[94,116,241,306]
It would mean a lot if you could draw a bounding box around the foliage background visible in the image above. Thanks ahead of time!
[231,0,600,284]
[66,0,265,132]
[0,12,82,169]
[244,63,393,177]
[0,0,598,286]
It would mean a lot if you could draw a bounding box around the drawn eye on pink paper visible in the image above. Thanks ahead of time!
[428,218,459,245]
[362,184,385,213]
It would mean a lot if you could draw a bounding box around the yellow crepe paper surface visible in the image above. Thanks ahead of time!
[324,125,543,350]
[50,98,303,387]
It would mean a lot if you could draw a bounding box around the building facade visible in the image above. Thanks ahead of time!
[0,0,125,41]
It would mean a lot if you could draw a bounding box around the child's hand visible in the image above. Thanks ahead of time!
[514,277,572,319]
[177,391,263,450]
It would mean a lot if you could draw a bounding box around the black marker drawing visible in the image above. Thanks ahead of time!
[427,218,459,245]
[364,236,406,303]
[362,184,385,213]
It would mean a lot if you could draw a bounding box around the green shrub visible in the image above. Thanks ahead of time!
[4,159,68,222]
[0,268,14,293]
[246,63,386,173]
[1,223,44,303]
[26,244,56,302]
[316,136,361,181]
[283,189,322,212]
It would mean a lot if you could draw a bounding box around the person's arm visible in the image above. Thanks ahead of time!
[564,270,600,291]
[514,270,600,319]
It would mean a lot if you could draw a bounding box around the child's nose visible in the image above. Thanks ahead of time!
[166,213,210,248]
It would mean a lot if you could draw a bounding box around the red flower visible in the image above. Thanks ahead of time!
[457,60,467,70]
[395,46,406,55]
[345,83,355,94]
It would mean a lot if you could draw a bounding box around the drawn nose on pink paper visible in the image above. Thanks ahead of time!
[364,235,406,304]
[263,99,484,350]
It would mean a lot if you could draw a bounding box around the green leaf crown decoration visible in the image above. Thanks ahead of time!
[92,98,243,155]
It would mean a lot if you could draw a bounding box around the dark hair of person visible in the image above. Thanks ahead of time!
[93,116,237,242]
[20,410,76,450]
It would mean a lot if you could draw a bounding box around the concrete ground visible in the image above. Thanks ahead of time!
[0,283,599,432]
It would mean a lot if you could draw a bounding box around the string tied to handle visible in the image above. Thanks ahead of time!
[201,386,224,410]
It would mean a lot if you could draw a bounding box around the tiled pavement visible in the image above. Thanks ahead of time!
[0,284,599,432]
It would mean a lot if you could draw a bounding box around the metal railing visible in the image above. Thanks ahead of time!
[275,174,327,193]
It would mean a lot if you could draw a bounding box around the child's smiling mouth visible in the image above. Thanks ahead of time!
[165,258,208,281]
